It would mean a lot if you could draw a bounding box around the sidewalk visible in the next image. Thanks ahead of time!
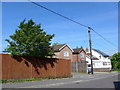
[2,71,119,88]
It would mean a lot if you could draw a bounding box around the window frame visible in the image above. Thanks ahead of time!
[64,51,69,57]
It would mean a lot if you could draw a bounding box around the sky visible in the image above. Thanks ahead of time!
[2,2,118,55]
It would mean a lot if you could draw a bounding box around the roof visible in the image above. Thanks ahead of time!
[108,56,112,59]
[73,48,85,54]
[93,49,109,57]
[52,44,73,52]
[86,54,99,60]
[92,56,99,60]
[52,44,65,52]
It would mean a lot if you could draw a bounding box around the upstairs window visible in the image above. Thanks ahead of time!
[108,62,111,65]
[80,53,84,58]
[64,52,69,57]
[103,62,107,65]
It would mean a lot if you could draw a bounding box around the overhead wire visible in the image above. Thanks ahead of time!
[91,28,117,47]
[92,41,117,55]
[28,0,89,28]
[28,0,117,49]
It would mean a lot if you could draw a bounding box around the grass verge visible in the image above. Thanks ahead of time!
[1,75,72,83]
[111,69,120,71]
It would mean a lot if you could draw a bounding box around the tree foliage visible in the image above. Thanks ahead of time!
[52,42,61,46]
[3,19,55,57]
[75,46,83,49]
[111,52,120,69]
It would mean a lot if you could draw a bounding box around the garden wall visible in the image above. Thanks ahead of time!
[0,54,71,80]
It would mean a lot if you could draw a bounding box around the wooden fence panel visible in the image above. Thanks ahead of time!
[1,54,72,80]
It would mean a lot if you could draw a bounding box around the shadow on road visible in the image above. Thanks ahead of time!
[114,81,120,89]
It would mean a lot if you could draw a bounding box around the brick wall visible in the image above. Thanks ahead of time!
[93,68,111,72]
[72,51,86,62]
[54,46,73,61]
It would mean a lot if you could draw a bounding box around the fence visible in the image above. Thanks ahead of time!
[72,60,87,73]
[0,54,71,80]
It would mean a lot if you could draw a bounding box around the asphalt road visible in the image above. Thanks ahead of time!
[48,73,120,88]
[2,71,120,89]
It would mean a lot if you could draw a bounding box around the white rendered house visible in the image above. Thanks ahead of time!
[86,49,112,72]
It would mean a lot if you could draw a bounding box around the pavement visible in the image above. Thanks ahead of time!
[2,71,119,88]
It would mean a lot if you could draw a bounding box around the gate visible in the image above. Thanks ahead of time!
[72,60,87,73]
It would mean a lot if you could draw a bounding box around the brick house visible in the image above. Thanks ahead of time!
[52,45,87,73]
[52,44,73,60]
[72,48,86,62]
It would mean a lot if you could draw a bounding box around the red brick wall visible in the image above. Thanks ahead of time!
[72,54,78,62]
[72,50,86,62]
[93,68,111,72]
[1,54,71,80]
[54,46,73,61]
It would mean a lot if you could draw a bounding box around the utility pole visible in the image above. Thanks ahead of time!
[88,27,93,74]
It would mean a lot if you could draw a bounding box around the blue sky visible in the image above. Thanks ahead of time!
[2,2,118,55]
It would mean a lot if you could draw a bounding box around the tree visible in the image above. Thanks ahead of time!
[52,42,61,46]
[80,46,83,49]
[111,52,120,69]
[75,46,79,49]
[3,19,55,57]
[75,46,83,49]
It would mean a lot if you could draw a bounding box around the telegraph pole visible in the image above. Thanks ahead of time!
[88,27,93,74]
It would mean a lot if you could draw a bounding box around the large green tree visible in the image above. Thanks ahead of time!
[111,52,120,69]
[4,19,55,57]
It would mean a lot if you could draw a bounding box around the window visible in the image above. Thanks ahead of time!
[64,52,69,57]
[108,62,111,65]
[103,62,107,65]
[80,53,84,58]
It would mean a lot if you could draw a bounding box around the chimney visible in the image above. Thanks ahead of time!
[86,48,89,53]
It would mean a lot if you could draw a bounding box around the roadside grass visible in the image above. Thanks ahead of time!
[78,72,88,74]
[111,69,120,71]
[0,75,73,83]
[0,78,49,83]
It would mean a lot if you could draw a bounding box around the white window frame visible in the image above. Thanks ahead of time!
[80,53,84,58]
[103,62,107,66]
[64,51,69,57]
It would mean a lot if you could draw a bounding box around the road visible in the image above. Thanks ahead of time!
[2,71,120,89]
[48,73,120,88]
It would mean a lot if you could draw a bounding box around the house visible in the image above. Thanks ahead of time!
[52,44,87,73]
[86,48,112,72]
[52,44,73,60]
[72,48,86,62]
[72,48,87,73]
